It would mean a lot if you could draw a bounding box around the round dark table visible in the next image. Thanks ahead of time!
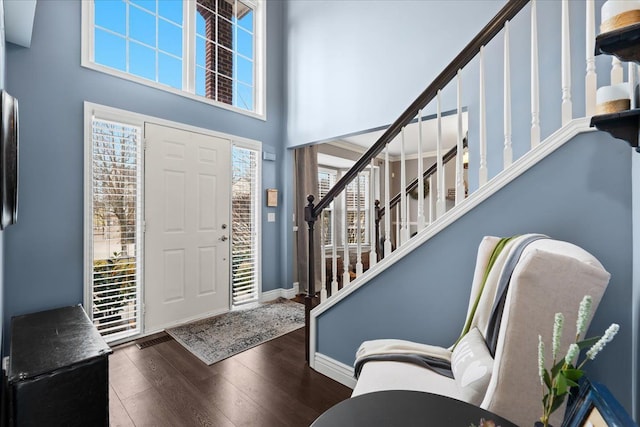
[311,390,519,427]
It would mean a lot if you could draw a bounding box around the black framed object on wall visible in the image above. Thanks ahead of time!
[562,378,636,427]
[0,89,18,229]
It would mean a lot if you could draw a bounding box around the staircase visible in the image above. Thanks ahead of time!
[302,0,638,410]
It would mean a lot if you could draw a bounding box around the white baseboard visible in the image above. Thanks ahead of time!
[312,352,356,389]
[260,283,300,302]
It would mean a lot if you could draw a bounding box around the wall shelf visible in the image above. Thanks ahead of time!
[590,108,640,150]
[595,23,640,63]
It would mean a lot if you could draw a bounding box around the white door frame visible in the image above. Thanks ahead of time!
[83,102,263,344]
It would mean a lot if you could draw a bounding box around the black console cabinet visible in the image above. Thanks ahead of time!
[8,305,112,426]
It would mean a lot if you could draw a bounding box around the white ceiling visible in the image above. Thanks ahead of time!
[340,112,468,158]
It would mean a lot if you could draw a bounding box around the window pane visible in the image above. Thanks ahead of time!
[236,82,253,111]
[196,36,206,67]
[217,45,232,77]
[158,19,182,56]
[158,53,182,89]
[91,118,142,342]
[218,75,233,105]
[130,0,156,13]
[237,27,253,59]
[196,66,206,96]
[236,55,252,85]
[217,15,233,49]
[237,3,253,32]
[95,29,126,71]
[129,5,156,46]
[158,0,182,24]
[195,5,210,38]
[95,0,126,35]
[129,41,156,80]
[196,66,216,99]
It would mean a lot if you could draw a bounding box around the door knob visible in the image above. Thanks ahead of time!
[220,235,228,241]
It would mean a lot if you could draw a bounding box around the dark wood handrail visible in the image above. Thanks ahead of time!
[304,0,530,362]
[378,138,468,217]
[311,0,529,217]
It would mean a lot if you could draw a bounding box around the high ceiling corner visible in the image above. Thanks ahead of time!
[4,0,36,48]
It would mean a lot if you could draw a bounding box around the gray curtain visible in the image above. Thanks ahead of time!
[294,145,321,295]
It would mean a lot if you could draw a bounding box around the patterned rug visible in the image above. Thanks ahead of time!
[166,298,305,365]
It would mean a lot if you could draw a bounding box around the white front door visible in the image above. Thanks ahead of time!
[144,123,231,332]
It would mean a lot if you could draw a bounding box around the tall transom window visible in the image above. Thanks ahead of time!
[82,0,264,116]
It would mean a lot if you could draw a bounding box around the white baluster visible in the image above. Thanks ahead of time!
[531,0,541,148]
[585,0,597,116]
[320,210,327,302]
[561,0,573,126]
[369,159,377,268]
[504,21,513,169]
[456,69,465,205]
[630,63,638,109]
[612,58,623,85]
[395,205,400,249]
[356,173,363,276]
[417,110,426,231]
[428,175,434,224]
[331,201,338,296]
[384,145,392,257]
[400,127,409,244]
[479,45,488,186]
[436,90,446,217]
[342,187,350,286]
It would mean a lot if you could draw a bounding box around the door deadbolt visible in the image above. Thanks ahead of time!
[221,224,227,229]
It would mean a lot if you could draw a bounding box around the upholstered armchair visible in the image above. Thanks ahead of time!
[352,235,610,427]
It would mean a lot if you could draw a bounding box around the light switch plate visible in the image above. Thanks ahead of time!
[268,212,276,222]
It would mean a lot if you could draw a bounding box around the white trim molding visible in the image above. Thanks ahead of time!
[260,284,299,302]
[309,117,593,375]
[313,353,357,389]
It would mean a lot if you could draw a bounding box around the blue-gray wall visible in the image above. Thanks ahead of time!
[3,0,286,351]
[317,131,634,413]
[285,0,505,147]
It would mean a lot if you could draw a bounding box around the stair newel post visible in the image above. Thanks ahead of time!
[561,0,573,126]
[585,0,596,116]
[531,0,541,148]
[374,200,381,262]
[503,20,513,169]
[304,194,317,363]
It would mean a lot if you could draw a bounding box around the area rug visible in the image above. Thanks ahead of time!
[166,298,305,365]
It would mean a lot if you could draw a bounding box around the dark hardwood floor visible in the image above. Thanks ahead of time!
[109,327,352,426]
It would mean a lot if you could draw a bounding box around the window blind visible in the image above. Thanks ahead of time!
[91,118,142,341]
[232,146,259,306]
